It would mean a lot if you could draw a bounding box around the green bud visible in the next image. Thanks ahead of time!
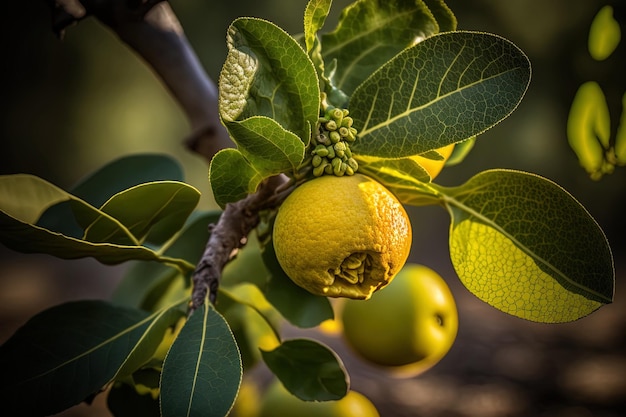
[325,120,338,131]
[332,157,345,176]
[329,131,342,143]
[324,163,333,175]
[334,142,347,158]
[313,163,327,177]
[312,154,323,167]
[331,108,344,123]
[347,157,358,171]
[326,145,336,159]
[344,146,352,159]
[341,117,353,128]
[345,165,355,176]
[339,127,350,138]
[342,109,350,117]
[313,144,329,157]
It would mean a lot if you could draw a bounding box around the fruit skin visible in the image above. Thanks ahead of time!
[273,174,411,300]
[258,380,380,417]
[340,263,458,377]
[410,143,455,180]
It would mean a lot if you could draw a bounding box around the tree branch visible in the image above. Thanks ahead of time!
[47,0,232,162]
[190,175,290,313]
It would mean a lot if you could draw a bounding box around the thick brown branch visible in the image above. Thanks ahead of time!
[190,175,289,313]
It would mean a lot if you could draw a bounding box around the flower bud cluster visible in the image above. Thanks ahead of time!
[311,107,359,177]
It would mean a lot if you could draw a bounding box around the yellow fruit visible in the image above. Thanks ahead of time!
[273,174,411,300]
[258,380,380,417]
[410,143,455,180]
[341,264,458,377]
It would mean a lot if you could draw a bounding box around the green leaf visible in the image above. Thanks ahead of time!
[435,169,614,323]
[350,31,531,157]
[261,236,334,328]
[209,148,264,208]
[260,338,349,401]
[71,153,185,208]
[0,301,162,416]
[304,0,333,53]
[588,5,621,61]
[85,181,200,246]
[321,0,439,97]
[567,81,611,178]
[422,0,457,32]
[225,116,306,173]
[160,303,242,417]
[219,17,320,143]
[0,175,193,270]
[356,155,434,204]
[445,136,476,167]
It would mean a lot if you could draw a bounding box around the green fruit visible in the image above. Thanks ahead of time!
[258,380,379,417]
[341,263,458,377]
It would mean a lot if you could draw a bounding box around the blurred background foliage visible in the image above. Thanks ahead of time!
[1,1,625,416]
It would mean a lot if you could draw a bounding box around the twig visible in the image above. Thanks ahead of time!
[190,175,290,313]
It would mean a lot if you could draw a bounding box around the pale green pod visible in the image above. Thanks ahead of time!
[589,5,621,61]
[567,81,610,176]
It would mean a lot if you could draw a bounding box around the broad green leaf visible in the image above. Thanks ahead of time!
[209,148,264,208]
[304,0,333,53]
[567,82,611,178]
[588,5,621,61]
[435,169,614,323]
[160,302,242,417]
[615,92,626,164]
[321,0,439,96]
[114,302,186,379]
[350,31,531,157]
[71,153,185,208]
[260,338,349,401]
[0,301,162,416]
[225,116,306,173]
[84,181,200,246]
[219,17,320,143]
[261,236,334,327]
[0,210,192,270]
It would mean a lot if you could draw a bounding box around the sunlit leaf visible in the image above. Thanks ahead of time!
[160,302,242,417]
[588,5,621,61]
[350,31,531,157]
[85,181,200,246]
[0,301,165,416]
[225,116,306,173]
[321,0,439,96]
[209,148,264,208]
[435,169,614,322]
[304,0,333,53]
[219,17,319,143]
[260,338,349,401]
